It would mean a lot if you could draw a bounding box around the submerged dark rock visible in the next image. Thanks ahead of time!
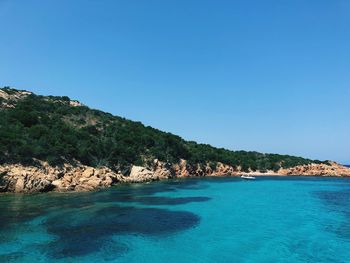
[315,186,350,240]
[45,205,200,258]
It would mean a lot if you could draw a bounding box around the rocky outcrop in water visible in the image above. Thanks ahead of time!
[0,162,123,193]
[1,159,349,193]
[277,162,350,177]
[128,166,157,182]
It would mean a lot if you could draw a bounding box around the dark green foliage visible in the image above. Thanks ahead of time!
[2,87,16,94]
[209,162,217,170]
[0,172,5,189]
[0,88,322,171]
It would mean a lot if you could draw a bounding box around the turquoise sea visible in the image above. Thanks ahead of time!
[1,176,350,263]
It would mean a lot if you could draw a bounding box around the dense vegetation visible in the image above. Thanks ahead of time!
[0,87,322,172]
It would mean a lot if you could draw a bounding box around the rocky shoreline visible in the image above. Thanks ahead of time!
[1,159,350,193]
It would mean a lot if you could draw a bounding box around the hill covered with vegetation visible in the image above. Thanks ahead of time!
[0,87,323,173]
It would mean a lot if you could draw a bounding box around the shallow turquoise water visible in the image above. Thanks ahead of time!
[1,176,350,262]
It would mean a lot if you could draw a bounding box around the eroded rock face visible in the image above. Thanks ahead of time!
[277,162,350,177]
[0,162,124,193]
[0,87,83,110]
[126,162,172,183]
[1,159,349,193]
[153,159,173,178]
[127,166,155,183]
[169,160,350,178]
[0,89,32,109]
[123,159,176,183]
[57,166,123,192]
[171,159,239,177]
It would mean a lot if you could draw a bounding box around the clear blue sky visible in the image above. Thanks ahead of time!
[0,0,349,163]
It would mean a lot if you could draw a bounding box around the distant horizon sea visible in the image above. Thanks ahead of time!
[1,176,350,262]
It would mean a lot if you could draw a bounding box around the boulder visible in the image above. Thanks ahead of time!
[52,179,62,188]
[102,176,113,186]
[31,179,53,192]
[86,177,102,188]
[127,166,157,182]
[15,178,25,192]
[82,168,95,178]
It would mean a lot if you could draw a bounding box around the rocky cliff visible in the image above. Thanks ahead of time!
[1,159,349,193]
[277,162,350,177]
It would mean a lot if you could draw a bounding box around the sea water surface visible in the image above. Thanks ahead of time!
[1,176,350,263]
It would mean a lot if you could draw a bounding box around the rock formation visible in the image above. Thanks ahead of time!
[277,162,350,177]
[0,161,123,193]
[1,159,349,193]
[0,89,32,109]
[127,165,168,183]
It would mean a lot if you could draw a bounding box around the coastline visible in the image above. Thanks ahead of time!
[1,174,350,197]
[1,159,350,194]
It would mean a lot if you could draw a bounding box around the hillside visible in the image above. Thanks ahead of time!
[2,87,349,193]
[0,87,321,172]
